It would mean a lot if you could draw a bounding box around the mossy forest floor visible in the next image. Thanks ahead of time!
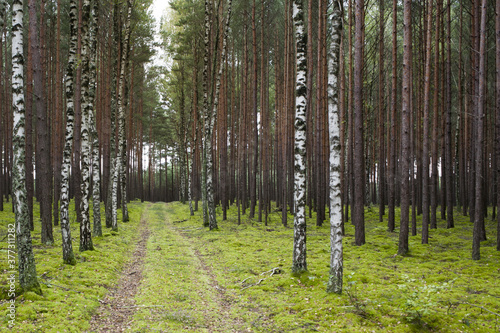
[0,200,499,332]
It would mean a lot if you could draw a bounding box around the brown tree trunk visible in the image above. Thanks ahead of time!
[73,0,83,224]
[445,0,454,228]
[422,0,434,244]
[31,0,53,244]
[388,0,397,232]
[472,0,487,260]
[496,0,500,251]
[378,0,385,222]
[399,0,412,255]
[53,0,63,227]
[26,6,34,230]
[353,0,365,245]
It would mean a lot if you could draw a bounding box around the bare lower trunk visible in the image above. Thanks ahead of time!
[12,0,42,293]
[59,0,78,265]
[326,0,343,294]
[292,0,308,274]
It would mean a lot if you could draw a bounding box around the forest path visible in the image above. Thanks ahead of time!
[90,202,246,332]
[88,204,152,332]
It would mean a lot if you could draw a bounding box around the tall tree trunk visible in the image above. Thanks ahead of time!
[59,0,78,265]
[292,0,308,274]
[422,0,433,244]
[445,0,454,228]
[316,0,325,227]
[89,0,101,237]
[496,0,500,251]
[12,0,42,294]
[201,0,211,227]
[472,0,487,261]
[388,0,397,232]
[25,4,34,230]
[378,0,385,222]
[0,0,5,213]
[205,0,232,230]
[326,0,343,294]
[53,0,63,227]
[249,0,258,219]
[430,0,442,230]
[30,0,53,244]
[116,0,132,223]
[79,0,94,252]
[353,0,365,245]
[399,0,412,255]
[73,0,83,224]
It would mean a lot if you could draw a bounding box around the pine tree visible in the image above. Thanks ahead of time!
[398,0,412,255]
[353,0,366,245]
[472,0,487,261]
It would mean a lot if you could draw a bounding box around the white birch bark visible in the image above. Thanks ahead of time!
[89,0,101,237]
[201,0,211,227]
[79,0,94,251]
[292,0,308,274]
[59,0,78,264]
[12,0,42,293]
[326,0,343,294]
[207,0,232,230]
[188,151,194,216]
[116,0,132,223]
[0,1,5,29]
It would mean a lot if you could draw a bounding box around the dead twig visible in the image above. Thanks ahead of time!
[460,302,500,317]
[261,267,283,277]
[242,278,265,290]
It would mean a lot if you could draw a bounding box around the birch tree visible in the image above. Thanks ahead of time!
[89,0,101,237]
[204,0,232,231]
[115,0,132,223]
[59,0,78,265]
[79,0,94,252]
[201,0,211,227]
[291,0,308,274]
[11,0,42,293]
[326,0,343,294]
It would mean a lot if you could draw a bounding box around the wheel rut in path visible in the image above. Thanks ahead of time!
[87,207,151,333]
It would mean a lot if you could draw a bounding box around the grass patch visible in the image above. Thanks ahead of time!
[2,200,498,332]
[155,202,500,332]
[0,199,145,332]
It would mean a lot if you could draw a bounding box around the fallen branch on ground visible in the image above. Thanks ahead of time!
[459,302,500,317]
[39,280,83,294]
[240,267,283,286]
[242,278,265,290]
[261,267,283,277]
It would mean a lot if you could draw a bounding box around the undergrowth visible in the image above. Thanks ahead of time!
[0,199,145,332]
[1,200,499,332]
[158,202,500,332]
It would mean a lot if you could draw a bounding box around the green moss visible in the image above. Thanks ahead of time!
[0,200,145,333]
[2,200,499,332]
